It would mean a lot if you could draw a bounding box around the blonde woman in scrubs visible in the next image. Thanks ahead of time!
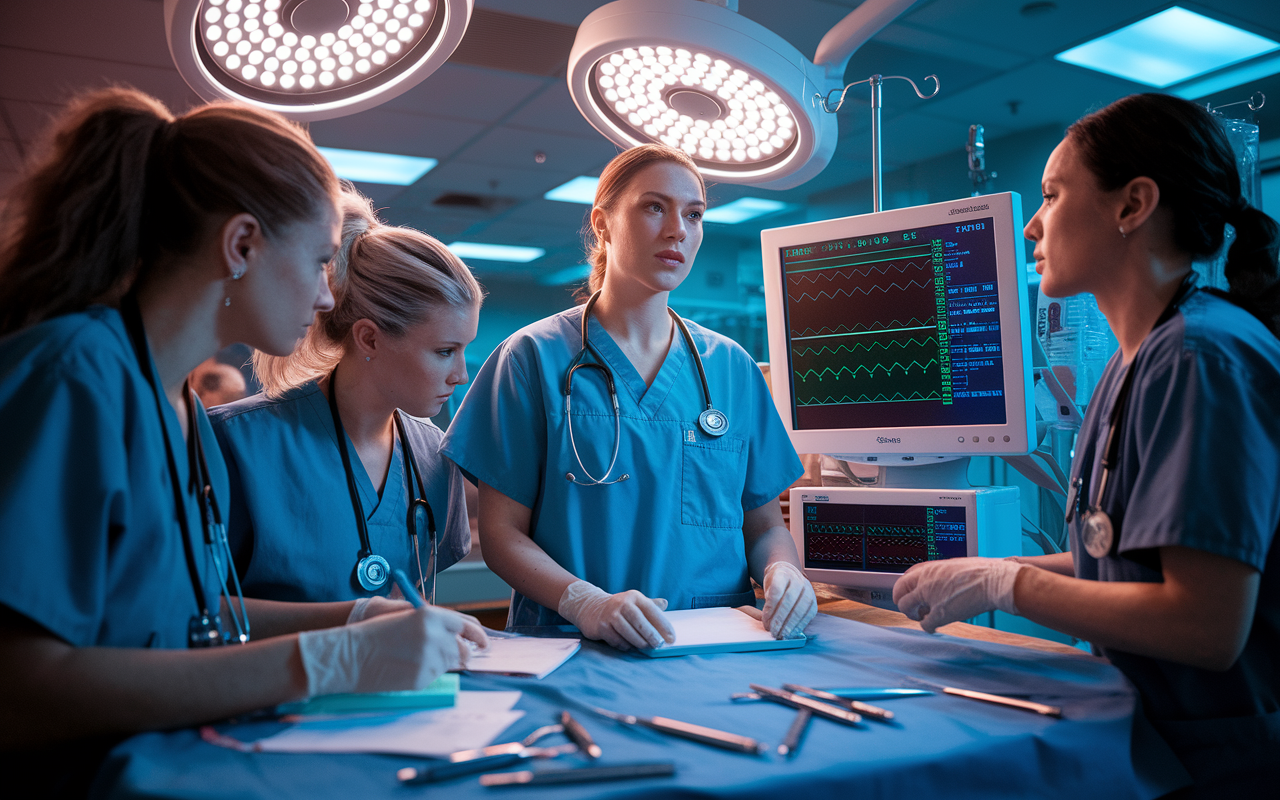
[442,144,817,649]
[210,189,482,621]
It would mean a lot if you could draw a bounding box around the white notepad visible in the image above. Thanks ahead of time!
[457,634,581,679]
[640,607,807,658]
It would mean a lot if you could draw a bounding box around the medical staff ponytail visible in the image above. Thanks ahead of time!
[254,187,484,398]
[1068,93,1280,337]
[580,143,705,300]
[0,86,338,337]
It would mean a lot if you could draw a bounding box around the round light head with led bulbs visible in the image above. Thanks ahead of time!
[567,0,839,190]
[165,0,472,120]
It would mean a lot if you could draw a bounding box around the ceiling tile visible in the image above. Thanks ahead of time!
[453,124,621,174]
[0,46,201,111]
[308,110,486,160]
[0,0,174,69]
[375,63,550,123]
[925,60,1137,130]
[503,83,607,139]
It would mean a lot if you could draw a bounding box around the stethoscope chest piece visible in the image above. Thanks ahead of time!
[1080,511,1115,559]
[698,408,729,437]
[356,553,390,591]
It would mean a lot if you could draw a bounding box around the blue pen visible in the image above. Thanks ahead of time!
[392,569,425,608]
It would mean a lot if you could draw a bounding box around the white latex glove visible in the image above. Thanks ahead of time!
[761,561,817,638]
[893,557,1024,634]
[557,580,676,651]
[346,595,411,624]
[297,606,465,697]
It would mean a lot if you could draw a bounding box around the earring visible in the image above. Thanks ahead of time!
[1119,227,1127,238]
[231,268,244,280]
[224,297,231,307]
[365,356,371,362]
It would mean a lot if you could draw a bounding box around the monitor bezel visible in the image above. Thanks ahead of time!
[761,192,1034,459]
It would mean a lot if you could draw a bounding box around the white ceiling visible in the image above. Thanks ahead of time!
[2,0,1278,282]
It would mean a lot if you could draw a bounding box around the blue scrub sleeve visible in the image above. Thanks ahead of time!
[0,358,123,646]
[738,364,804,511]
[1121,348,1280,569]
[442,341,547,509]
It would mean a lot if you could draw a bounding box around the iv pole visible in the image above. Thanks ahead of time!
[815,74,939,212]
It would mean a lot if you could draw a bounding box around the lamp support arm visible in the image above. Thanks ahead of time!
[813,0,922,78]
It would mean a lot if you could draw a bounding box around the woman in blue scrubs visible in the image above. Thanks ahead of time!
[0,88,472,792]
[893,94,1280,795]
[210,189,480,610]
[442,144,817,649]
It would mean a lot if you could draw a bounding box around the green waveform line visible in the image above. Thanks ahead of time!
[792,337,937,358]
[796,359,939,382]
[787,260,927,284]
[791,318,933,338]
[797,391,943,406]
[792,279,932,303]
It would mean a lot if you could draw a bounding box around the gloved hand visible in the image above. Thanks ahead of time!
[761,561,817,639]
[347,595,412,624]
[557,580,676,651]
[892,557,1024,634]
[297,606,465,697]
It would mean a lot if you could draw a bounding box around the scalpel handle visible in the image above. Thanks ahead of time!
[749,684,862,725]
[942,687,1063,718]
[399,752,525,784]
[641,716,766,755]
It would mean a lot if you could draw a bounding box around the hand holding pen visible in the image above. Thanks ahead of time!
[392,569,488,666]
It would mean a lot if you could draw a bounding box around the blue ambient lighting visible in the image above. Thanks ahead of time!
[316,147,437,185]
[539,264,593,286]
[1170,51,1280,100]
[703,197,792,225]
[1055,7,1279,88]
[448,242,546,263]
[545,176,600,204]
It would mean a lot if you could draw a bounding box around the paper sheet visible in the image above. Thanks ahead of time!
[253,691,524,757]
[661,607,778,647]
[459,635,581,679]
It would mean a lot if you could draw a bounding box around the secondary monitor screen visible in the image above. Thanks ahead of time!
[802,500,967,574]
[780,218,1006,431]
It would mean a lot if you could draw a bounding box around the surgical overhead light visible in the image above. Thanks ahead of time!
[567,0,924,189]
[164,0,473,120]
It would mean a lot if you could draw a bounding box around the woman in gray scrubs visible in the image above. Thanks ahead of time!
[894,93,1280,797]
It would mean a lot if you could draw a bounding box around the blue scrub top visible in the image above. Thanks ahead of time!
[1069,285,1280,789]
[441,305,803,626]
[209,382,470,602]
[0,306,229,650]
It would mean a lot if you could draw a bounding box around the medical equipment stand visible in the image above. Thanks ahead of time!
[815,73,940,212]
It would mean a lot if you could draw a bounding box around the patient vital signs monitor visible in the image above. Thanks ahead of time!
[761,192,1034,463]
[760,194,1032,603]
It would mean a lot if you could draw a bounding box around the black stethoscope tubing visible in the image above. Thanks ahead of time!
[1067,275,1198,558]
[562,291,729,485]
[119,293,248,646]
[327,368,435,596]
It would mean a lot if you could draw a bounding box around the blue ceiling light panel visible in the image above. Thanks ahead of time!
[545,176,601,204]
[1055,7,1279,88]
[448,242,546,263]
[703,197,793,225]
[317,147,438,185]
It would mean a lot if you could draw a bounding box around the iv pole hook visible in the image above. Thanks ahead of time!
[812,74,940,213]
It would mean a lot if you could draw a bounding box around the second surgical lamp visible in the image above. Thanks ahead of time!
[567,0,933,192]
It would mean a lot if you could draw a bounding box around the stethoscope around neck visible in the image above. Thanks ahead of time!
[1065,275,1198,559]
[327,369,437,599]
[563,290,729,486]
[119,294,250,648]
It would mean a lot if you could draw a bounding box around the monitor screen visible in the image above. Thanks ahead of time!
[801,500,967,574]
[761,193,1033,460]
[781,218,1006,431]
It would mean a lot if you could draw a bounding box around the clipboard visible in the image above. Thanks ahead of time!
[638,607,807,658]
